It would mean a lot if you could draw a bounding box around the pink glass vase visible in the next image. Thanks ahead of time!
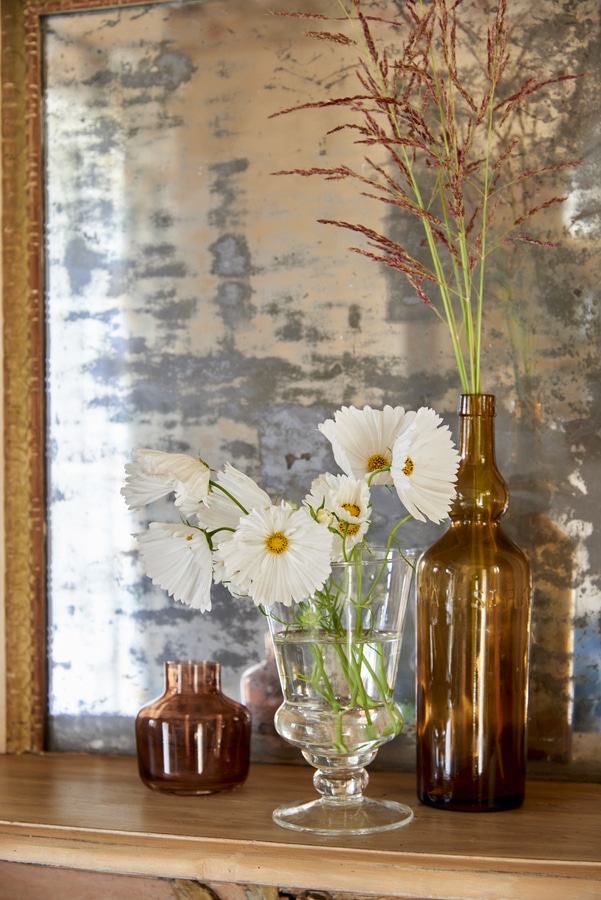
[135,660,251,794]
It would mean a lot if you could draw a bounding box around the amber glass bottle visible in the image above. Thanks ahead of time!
[416,395,532,811]
[135,660,251,795]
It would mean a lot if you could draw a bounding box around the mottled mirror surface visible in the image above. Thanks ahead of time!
[44,0,601,778]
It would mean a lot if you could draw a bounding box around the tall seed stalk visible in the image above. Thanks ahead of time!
[272,0,580,394]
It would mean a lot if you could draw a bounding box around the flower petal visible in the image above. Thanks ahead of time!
[218,503,333,607]
[390,407,459,523]
[196,463,272,545]
[304,472,371,560]
[121,449,210,516]
[136,522,213,611]
[318,405,410,485]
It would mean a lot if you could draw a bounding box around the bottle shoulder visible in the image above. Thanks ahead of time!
[418,522,531,570]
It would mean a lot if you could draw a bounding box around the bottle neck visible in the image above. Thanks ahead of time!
[450,394,508,523]
[165,660,220,694]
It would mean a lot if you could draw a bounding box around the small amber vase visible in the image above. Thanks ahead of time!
[135,660,251,795]
[416,394,532,811]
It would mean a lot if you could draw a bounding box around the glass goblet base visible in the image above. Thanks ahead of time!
[272,794,414,835]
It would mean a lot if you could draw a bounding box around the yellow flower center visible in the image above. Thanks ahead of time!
[265,531,289,555]
[367,453,390,472]
[338,503,362,536]
[403,456,415,477]
[339,521,360,536]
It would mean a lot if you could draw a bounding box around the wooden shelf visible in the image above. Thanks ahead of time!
[1,753,600,899]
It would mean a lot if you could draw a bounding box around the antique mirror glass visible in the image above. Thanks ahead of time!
[13,0,600,773]
[42,0,425,755]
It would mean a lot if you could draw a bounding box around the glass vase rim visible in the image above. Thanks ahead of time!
[329,546,418,570]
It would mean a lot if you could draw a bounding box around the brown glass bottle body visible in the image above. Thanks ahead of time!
[416,395,532,811]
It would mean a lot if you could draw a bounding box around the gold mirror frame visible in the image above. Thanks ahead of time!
[1,0,168,753]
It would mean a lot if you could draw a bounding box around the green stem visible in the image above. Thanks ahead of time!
[209,480,249,514]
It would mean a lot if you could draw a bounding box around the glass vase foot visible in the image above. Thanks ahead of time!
[272,795,414,835]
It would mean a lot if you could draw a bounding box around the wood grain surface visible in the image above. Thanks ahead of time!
[0,754,599,899]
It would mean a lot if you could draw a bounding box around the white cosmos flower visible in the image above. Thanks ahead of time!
[304,472,371,560]
[136,523,213,611]
[196,463,272,548]
[217,503,333,607]
[121,449,210,518]
[390,406,459,523]
[318,405,411,485]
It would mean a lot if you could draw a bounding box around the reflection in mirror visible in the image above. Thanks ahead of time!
[42,0,421,755]
[18,0,601,778]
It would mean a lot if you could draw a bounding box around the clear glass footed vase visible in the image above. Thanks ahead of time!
[265,547,416,835]
[416,394,532,812]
